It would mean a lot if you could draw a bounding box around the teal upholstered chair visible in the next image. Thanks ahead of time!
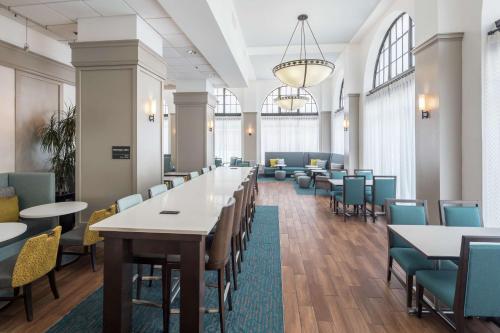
[354,169,373,198]
[329,169,348,208]
[148,184,168,198]
[171,177,184,188]
[189,171,199,179]
[367,176,397,222]
[229,157,241,167]
[215,158,223,167]
[416,236,500,333]
[238,161,250,167]
[116,194,143,213]
[439,200,482,227]
[334,175,367,222]
[385,199,435,309]
[201,167,209,174]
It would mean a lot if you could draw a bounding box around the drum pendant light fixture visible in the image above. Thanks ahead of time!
[273,14,335,88]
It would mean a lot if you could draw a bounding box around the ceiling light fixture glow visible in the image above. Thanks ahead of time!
[273,14,335,88]
[274,95,309,110]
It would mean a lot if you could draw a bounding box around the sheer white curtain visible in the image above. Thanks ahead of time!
[363,73,415,199]
[214,116,242,163]
[163,116,169,154]
[483,32,500,226]
[261,116,319,162]
[332,111,344,154]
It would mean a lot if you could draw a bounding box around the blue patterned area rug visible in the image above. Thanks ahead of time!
[47,206,283,333]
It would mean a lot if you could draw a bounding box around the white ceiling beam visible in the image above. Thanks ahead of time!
[247,43,348,56]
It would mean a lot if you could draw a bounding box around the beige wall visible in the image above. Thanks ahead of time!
[345,94,360,173]
[0,65,15,172]
[242,112,257,162]
[320,111,332,153]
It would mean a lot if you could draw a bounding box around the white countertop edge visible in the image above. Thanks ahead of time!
[89,225,211,236]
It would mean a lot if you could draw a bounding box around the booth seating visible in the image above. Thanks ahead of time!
[263,152,344,176]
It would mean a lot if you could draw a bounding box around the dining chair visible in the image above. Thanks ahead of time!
[230,185,245,290]
[385,199,435,309]
[438,200,482,227]
[0,226,62,321]
[334,175,367,222]
[116,194,143,212]
[367,176,397,222]
[201,167,209,174]
[238,161,250,167]
[165,198,236,333]
[329,169,348,209]
[215,158,223,167]
[240,177,250,251]
[416,236,500,332]
[171,177,184,188]
[354,169,373,198]
[189,171,199,179]
[57,205,116,271]
[253,165,259,194]
[148,184,168,198]
[210,164,217,171]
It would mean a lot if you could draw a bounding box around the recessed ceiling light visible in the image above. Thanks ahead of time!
[186,49,197,55]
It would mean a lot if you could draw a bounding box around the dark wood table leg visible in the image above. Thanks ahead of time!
[180,237,205,333]
[103,237,132,333]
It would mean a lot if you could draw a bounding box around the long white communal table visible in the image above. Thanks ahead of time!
[90,166,252,333]
[388,225,500,259]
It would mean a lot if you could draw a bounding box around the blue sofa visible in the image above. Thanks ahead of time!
[263,152,344,176]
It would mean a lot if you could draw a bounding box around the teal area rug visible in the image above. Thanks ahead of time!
[258,176,330,197]
[47,206,283,333]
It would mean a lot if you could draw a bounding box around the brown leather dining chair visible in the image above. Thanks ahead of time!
[240,177,251,251]
[164,197,236,332]
[230,185,245,290]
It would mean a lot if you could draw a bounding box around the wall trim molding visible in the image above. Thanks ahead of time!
[0,40,75,84]
[413,32,465,55]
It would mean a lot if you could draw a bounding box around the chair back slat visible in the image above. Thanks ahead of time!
[148,184,168,198]
[116,194,143,212]
[232,186,244,237]
[439,200,482,227]
[343,176,365,205]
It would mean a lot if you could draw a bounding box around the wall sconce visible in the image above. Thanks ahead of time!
[247,127,253,136]
[208,120,214,132]
[343,119,349,132]
[419,94,431,119]
[145,97,157,122]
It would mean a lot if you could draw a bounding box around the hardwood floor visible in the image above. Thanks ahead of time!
[0,179,499,332]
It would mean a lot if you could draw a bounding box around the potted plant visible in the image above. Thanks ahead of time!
[39,105,76,231]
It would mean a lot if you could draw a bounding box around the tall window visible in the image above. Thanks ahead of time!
[163,98,169,154]
[363,13,416,199]
[214,88,242,163]
[373,13,415,89]
[261,86,319,162]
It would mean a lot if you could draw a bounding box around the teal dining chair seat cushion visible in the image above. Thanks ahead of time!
[464,243,500,317]
[443,206,481,227]
[416,269,457,308]
[439,260,458,271]
[389,205,426,248]
[390,247,435,275]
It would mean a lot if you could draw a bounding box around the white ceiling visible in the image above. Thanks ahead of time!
[0,0,220,85]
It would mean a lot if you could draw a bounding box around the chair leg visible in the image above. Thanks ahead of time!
[136,264,143,300]
[162,265,171,333]
[23,284,33,321]
[387,256,393,282]
[416,283,423,318]
[406,274,413,308]
[56,245,63,271]
[13,287,19,297]
[231,239,238,290]
[238,231,244,262]
[217,268,226,333]
[225,263,233,311]
[363,204,367,222]
[90,244,97,272]
[372,203,376,222]
[48,269,59,299]
[149,264,155,287]
[343,204,347,222]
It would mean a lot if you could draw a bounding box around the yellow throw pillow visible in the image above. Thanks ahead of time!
[0,196,19,222]
[269,159,279,167]
[310,159,319,166]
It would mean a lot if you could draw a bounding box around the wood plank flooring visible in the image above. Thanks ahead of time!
[0,179,499,332]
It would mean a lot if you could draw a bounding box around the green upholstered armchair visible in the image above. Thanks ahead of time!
[416,236,500,332]
[385,199,435,309]
[0,172,56,248]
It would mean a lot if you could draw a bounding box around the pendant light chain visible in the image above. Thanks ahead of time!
[306,20,325,61]
[280,20,300,64]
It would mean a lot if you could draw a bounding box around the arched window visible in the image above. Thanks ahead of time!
[261,86,318,115]
[260,86,319,162]
[339,79,344,109]
[373,13,415,88]
[214,88,242,163]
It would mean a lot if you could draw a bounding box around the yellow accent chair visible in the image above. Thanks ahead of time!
[0,226,62,321]
[57,205,116,272]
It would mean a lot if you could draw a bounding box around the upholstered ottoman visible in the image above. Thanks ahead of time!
[275,170,286,180]
[294,172,307,182]
[297,175,311,188]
